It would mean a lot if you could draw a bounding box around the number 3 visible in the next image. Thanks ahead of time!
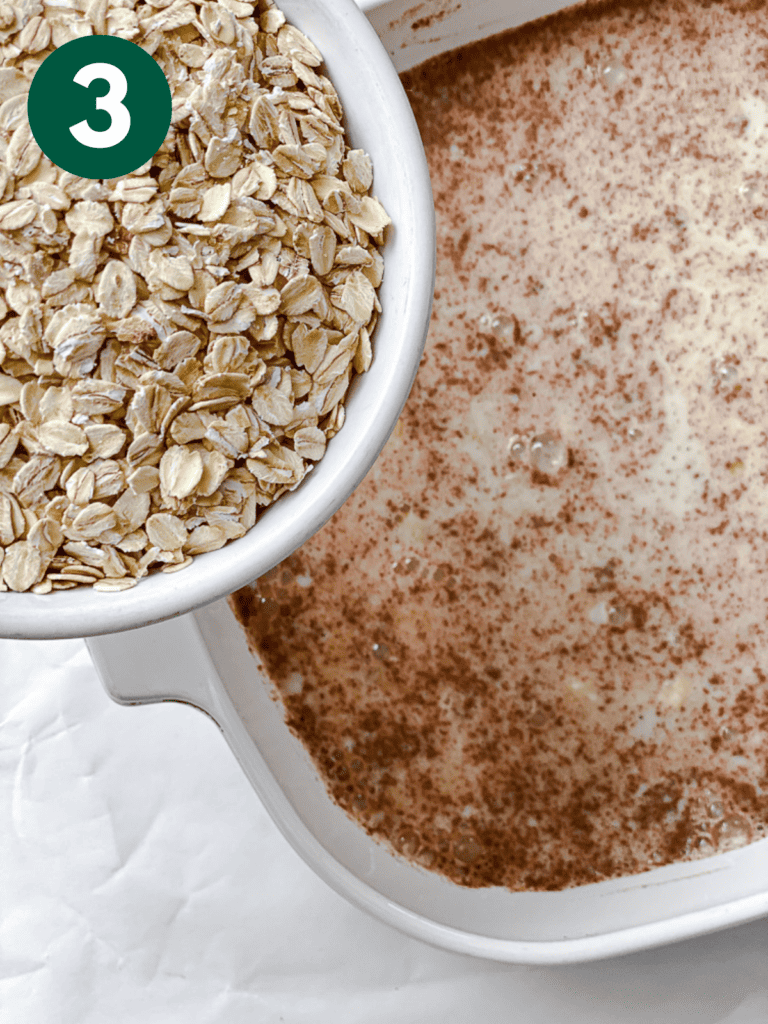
[69,62,131,149]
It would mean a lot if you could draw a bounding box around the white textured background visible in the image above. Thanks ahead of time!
[1,638,768,1023]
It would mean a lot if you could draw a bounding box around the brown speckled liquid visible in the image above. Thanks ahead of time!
[231,0,768,890]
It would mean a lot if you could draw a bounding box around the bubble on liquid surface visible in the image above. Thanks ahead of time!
[738,179,759,204]
[713,357,739,388]
[601,61,627,90]
[480,311,517,343]
[708,800,724,819]
[713,814,752,851]
[530,432,568,475]
[627,426,642,441]
[453,834,483,864]
[393,828,421,858]
[507,436,527,463]
[491,314,517,343]
[415,847,436,868]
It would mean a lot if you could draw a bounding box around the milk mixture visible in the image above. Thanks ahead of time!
[231,0,768,890]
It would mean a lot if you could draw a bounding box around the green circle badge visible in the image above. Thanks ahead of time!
[28,36,172,179]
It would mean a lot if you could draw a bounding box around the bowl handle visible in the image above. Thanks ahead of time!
[86,612,218,717]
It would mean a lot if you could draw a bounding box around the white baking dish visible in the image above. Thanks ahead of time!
[88,0,768,963]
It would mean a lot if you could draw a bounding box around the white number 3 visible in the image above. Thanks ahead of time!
[69,62,131,149]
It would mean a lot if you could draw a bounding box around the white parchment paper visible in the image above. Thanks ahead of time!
[1,638,767,1023]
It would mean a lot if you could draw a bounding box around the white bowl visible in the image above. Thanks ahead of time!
[0,0,435,640]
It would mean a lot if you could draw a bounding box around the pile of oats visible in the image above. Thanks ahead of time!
[0,0,389,593]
